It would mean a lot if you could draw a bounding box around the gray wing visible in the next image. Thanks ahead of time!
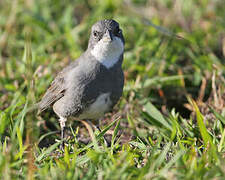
[110,68,124,107]
[38,60,79,113]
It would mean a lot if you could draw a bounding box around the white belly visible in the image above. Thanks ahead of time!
[79,93,112,120]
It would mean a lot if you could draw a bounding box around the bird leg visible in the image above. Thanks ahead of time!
[59,117,67,150]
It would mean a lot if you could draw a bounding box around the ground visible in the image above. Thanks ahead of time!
[0,0,225,179]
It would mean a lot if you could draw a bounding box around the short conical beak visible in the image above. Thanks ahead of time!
[103,30,113,42]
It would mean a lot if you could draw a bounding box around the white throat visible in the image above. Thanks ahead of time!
[91,37,124,69]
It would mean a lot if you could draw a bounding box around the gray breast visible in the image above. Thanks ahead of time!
[52,53,124,120]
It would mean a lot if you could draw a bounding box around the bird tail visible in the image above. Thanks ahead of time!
[25,103,40,114]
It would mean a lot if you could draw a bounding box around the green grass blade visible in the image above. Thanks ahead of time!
[143,102,172,131]
[159,150,185,175]
[36,142,61,162]
[209,107,225,125]
[154,142,171,170]
[110,118,121,154]
[79,118,119,153]
[97,117,120,139]
[189,98,218,161]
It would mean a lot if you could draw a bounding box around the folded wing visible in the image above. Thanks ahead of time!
[38,60,79,113]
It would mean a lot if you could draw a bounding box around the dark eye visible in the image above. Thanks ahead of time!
[93,31,99,37]
[114,27,121,35]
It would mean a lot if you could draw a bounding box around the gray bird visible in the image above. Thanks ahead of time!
[38,19,125,142]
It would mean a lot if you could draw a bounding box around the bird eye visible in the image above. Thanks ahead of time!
[93,31,99,37]
[114,27,121,35]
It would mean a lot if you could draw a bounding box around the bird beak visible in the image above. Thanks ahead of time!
[102,30,113,42]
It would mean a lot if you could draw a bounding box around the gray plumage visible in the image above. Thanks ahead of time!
[38,19,124,123]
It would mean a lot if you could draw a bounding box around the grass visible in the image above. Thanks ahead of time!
[0,0,225,179]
